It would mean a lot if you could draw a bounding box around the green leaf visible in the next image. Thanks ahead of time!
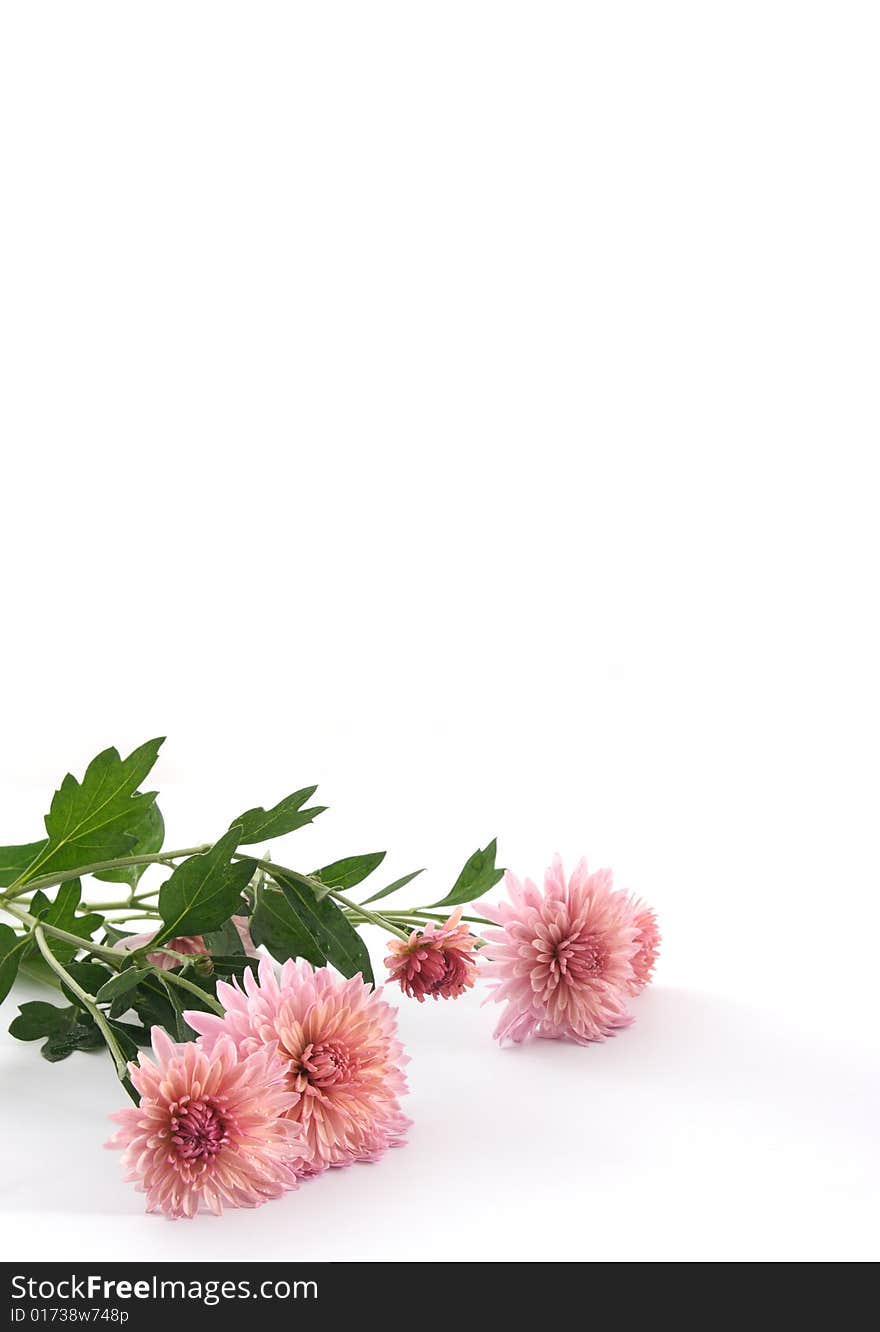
[25,889,51,923]
[0,841,46,888]
[154,829,254,943]
[256,867,374,985]
[118,966,217,1032]
[127,973,177,1028]
[0,924,30,1005]
[94,802,165,888]
[231,787,327,844]
[42,1018,104,1061]
[60,960,115,1011]
[203,918,246,956]
[64,960,114,994]
[428,839,504,909]
[362,868,426,905]
[9,1000,104,1061]
[9,1000,76,1041]
[95,968,150,1005]
[13,739,164,886]
[312,852,386,894]
[26,880,104,964]
[251,882,324,968]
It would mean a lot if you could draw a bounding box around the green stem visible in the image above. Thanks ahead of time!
[0,901,129,962]
[2,846,210,902]
[328,889,410,940]
[33,926,130,1081]
[98,910,161,922]
[236,854,410,942]
[79,888,161,912]
[357,908,493,928]
[160,966,225,1016]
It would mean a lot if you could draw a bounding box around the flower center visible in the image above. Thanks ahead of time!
[421,950,459,993]
[555,933,606,980]
[169,1096,227,1162]
[297,1040,352,1090]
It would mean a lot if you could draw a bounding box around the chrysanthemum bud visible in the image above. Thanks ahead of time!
[384,908,479,1002]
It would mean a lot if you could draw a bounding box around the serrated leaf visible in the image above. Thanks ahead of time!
[94,802,165,888]
[26,889,51,922]
[95,968,150,1004]
[42,1020,104,1061]
[0,924,30,1005]
[154,829,254,943]
[12,739,164,886]
[259,867,374,985]
[312,852,386,894]
[26,880,104,965]
[9,1000,75,1040]
[0,841,46,889]
[8,1000,104,1060]
[231,788,327,845]
[428,839,505,909]
[362,868,426,905]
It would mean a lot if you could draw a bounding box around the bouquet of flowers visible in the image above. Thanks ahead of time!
[0,739,659,1219]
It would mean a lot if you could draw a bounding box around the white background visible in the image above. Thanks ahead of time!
[0,3,877,1262]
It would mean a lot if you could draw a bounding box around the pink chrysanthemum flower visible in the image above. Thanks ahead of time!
[119,932,208,971]
[106,1028,301,1218]
[480,855,639,1045]
[626,897,661,993]
[185,958,410,1175]
[384,907,479,1001]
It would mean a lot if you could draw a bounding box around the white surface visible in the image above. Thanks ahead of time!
[1,3,878,1263]
[1,974,877,1263]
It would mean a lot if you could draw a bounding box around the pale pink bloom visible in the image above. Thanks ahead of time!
[626,897,660,993]
[106,1028,301,1219]
[119,932,208,971]
[385,907,479,1002]
[480,855,639,1045]
[185,958,410,1175]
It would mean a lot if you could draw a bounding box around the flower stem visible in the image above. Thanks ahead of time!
[78,888,161,913]
[0,901,130,962]
[368,908,493,928]
[33,926,130,1082]
[2,846,211,901]
[235,854,411,942]
[327,890,410,940]
[98,909,161,922]
[159,966,225,1016]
